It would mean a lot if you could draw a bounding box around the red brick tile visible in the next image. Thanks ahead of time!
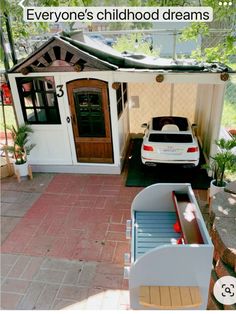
[113,242,130,264]
[100,187,121,197]
[109,224,125,233]
[100,241,116,262]
[23,236,56,256]
[46,220,67,237]
[106,232,126,242]
[46,238,66,257]
[1,174,135,262]
[101,175,123,186]
[73,247,102,261]
[59,238,78,260]
[122,211,131,224]
[1,238,29,254]
[94,197,107,209]
[87,175,106,185]
[110,212,123,224]
[77,209,108,223]
[96,263,124,276]
[45,183,66,193]
[82,185,102,195]
[86,223,109,240]
[34,220,52,236]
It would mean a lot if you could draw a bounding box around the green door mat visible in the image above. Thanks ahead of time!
[125,139,212,189]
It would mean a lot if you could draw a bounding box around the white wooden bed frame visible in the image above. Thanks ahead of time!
[125,183,213,310]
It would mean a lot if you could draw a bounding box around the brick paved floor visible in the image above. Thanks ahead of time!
[1,254,129,310]
[1,173,208,310]
[1,174,142,261]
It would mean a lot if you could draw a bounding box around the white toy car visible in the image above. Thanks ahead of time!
[141,116,200,167]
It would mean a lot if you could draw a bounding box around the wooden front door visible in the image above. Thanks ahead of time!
[67,79,113,163]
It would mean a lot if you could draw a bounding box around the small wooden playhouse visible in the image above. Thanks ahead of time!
[7,31,231,174]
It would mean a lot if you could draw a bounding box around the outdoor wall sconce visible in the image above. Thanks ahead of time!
[112,82,121,90]
[220,72,229,81]
[156,74,164,83]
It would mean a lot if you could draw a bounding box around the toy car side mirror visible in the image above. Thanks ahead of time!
[141,123,148,128]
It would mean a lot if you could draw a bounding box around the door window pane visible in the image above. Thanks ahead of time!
[74,88,106,137]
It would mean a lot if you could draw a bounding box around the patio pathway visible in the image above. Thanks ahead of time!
[1,173,208,310]
[1,174,142,261]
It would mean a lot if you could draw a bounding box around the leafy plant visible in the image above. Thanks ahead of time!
[203,137,236,187]
[6,124,36,164]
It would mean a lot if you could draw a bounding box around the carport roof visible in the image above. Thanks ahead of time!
[9,32,232,74]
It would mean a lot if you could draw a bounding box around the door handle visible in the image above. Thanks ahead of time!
[66,116,70,123]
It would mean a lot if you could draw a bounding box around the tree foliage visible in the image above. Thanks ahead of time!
[113,33,159,56]
[1,0,235,65]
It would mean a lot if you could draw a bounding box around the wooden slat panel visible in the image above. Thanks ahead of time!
[139,286,202,309]
[189,286,202,306]
[179,287,192,306]
[150,286,160,306]
[139,286,150,305]
[169,286,182,307]
[160,286,171,307]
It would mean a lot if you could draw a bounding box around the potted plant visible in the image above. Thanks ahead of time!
[203,136,236,197]
[6,124,36,177]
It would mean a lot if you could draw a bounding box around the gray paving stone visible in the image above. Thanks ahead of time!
[1,202,35,217]
[63,268,82,285]
[1,217,21,243]
[34,283,60,310]
[1,292,24,310]
[41,257,83,270]
[52,298,79,310]
[33,269,66,284]
[78,261,98,286]
[1,278,31,294]
[20,256,44,280]
[57,285,89,301]
[17,281,45,310]
[1,253,19,266]
[1,264,12,278]
[1,173,54,193]
[1,277,6,284]
[1,191,39,204]
[7,255,31,278]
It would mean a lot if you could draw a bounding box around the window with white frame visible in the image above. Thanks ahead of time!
[16,77,61,124]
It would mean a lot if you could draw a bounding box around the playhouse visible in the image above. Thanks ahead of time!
[7,31,231,174]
